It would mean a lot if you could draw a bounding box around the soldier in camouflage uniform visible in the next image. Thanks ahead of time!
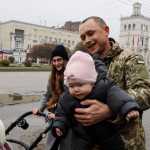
[74,16,150,150]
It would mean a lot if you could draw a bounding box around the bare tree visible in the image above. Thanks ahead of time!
[28,44,71,63]
[28,44,57,60]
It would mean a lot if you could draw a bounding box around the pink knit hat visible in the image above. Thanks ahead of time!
[64,51,97,85]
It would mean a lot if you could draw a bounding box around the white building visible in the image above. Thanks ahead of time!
[0,20,80,63]
[119,2,150,68]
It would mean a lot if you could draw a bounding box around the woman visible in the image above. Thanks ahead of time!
[32,45,71,150]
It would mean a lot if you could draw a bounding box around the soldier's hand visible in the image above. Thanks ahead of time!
[74,99,115,126]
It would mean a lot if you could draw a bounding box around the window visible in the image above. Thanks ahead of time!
[68,40,70,45]
[72,41,74,45]
[4,56,8,60]
[124,25,127,30]
[33,35,37,41]
[28,44,31,49]
[45,36,48,42]
[132,24,135,30]
[54,38,57,43]
[63,39,66,44]
[128,24,131,30]
[28,34,32,40]
[146,26,148,31]
[39,35,42,41]
[15,42,23,48]
[58,39,61,44]
[16,33,20,38]
[15,29,24,38]
[143,25,145,30]
[49,37,52,42]
[141,24,143,30]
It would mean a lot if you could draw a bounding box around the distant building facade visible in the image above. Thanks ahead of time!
[0,20,80,63]
[60,21,81,33]
[119,2,150,68]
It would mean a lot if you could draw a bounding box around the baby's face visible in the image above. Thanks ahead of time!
[68,82,94,99]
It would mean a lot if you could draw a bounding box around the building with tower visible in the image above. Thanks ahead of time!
[119,2,150,69]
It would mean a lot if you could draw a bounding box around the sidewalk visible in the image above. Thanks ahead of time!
[0,101,150,150]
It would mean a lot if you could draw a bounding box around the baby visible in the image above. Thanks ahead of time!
[51,51,143,150]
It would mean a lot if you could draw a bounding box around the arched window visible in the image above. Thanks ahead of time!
[128,24,131,30]
[143,25,146,30]
[141,24,143,30]
[132,24,136,30]
[146,26,148,31]
[124,25,127,30]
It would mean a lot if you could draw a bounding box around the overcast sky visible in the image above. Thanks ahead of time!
[0,0,150,41]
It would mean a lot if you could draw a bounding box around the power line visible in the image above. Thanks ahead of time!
[122,0,150,13]
[99,4,123,15]
[138,0,150,9]
[69,0,149,23]
[118,0,150,13]
[71,0,117,21]
[127,0,150,10]
[139,0,150,5]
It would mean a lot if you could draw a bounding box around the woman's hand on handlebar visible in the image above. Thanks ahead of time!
[32,108,41,116]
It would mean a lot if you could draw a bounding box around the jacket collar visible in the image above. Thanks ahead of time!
[93,54,107,81]
[100,38,123,62]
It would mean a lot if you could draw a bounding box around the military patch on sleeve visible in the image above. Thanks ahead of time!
[137,59,145,64]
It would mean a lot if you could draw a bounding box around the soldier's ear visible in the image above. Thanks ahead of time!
[104,26,110,36]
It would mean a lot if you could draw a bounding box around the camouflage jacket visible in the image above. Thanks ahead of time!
[99,38,150,150]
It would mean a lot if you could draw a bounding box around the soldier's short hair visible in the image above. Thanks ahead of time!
[82,16,107,29]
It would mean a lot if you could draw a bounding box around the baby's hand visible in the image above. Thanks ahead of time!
[56,128,63,136]
[126,110,140,121]
[46,113,55,119]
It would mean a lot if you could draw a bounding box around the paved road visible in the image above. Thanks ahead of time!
[0,72,49,95]
[0,72,150,149]
[0,72,50,105]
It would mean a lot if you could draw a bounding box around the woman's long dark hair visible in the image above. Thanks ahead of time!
[47,58,68,111]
